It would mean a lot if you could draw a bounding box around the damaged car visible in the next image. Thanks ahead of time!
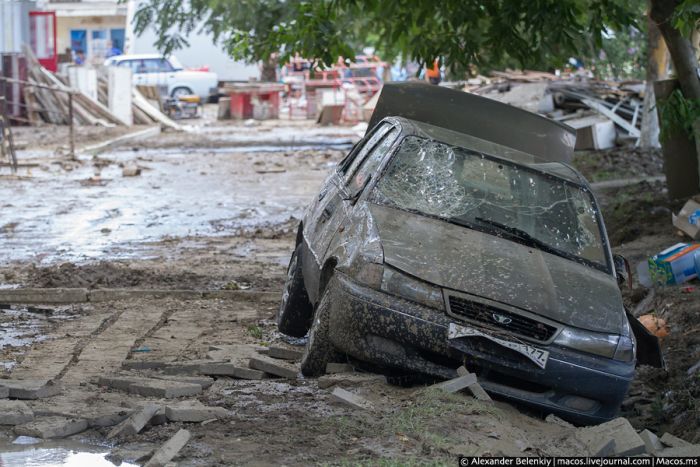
[278,83,662,425]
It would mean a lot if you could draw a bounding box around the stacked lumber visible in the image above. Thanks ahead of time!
[19,46,181,130]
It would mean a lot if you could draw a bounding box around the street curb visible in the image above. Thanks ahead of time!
[0,288,279,304]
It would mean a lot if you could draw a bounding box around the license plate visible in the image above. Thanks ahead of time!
[448,323,549,369]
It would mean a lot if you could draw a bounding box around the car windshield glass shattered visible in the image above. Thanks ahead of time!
[372,136,608,269]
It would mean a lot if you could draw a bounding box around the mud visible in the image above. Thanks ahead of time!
[1,114,698,463]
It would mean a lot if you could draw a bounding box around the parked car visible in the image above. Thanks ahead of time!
[104,54,218,101]
[278,83,663,425]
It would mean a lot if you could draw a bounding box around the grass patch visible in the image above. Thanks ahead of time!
[247,324,263,339]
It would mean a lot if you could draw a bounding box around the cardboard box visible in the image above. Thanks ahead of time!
[672,198,700,240]
[648,243,700,285]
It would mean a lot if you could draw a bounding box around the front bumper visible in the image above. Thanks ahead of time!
[327,272,634,425]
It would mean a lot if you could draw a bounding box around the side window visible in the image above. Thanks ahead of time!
[157,59,174,72]
[348,128,400,195]
[341,123,392,184]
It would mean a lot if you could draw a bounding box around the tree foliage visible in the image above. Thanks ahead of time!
[133,0,639,73]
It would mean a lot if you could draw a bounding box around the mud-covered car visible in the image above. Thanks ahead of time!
[278,83,662,425]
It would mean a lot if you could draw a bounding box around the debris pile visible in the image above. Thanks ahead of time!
[3,47,181,129]
[465,70,646,150]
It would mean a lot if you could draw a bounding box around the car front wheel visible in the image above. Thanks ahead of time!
[277,245,313,337]
[300,288,334,377]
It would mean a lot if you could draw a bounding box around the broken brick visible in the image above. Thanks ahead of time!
[248,357,298,379]
[107,404,160,440]
[128,380,202,398]
[165,401,229,422]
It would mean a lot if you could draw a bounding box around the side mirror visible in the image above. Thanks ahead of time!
[613,254,632,289]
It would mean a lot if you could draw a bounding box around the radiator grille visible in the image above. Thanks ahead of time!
[448,295,556,342]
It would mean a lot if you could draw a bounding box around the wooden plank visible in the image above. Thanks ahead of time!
[582,98,640,137]
[133,88,183,131]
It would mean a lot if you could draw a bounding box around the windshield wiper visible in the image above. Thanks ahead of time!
[470,217,572,260]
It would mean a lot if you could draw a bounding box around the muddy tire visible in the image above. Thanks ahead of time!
[300,289,334,377]
[277,245,313,337]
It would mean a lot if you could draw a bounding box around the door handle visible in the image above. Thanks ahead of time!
[320,206,333,222]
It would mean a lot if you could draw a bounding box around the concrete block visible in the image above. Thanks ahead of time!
[326,363,354,374]
[545,414,574,429]
[639,429,664,454]
[330,387,374,410]
[0,386,8,398]
[592,439,616,457]
[455,366,491,401]
[657,445,700,457]
[0,379,61,399]
[149,407,168,426]
[0,400,34,425]
[152,375,214,389]
[165,401,229,422]
[575,417,645,456]
[317,373,386,390]
[265,346,303,361]
[660,432,692,448]
[144,429,191,467]
[0,288,88,304]
[432,373,477,394]
[128,380,202,398]
[121,360,168,370]
[98,375,149,391]
[248,357,298,379]
[14,417,88,439]
[83,407,133,428]
[162,360,228,375]
[197,363,237,377]
[107,404,160,439]
[232,367,268,380]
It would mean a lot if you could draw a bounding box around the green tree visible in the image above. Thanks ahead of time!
[133,0,639,75]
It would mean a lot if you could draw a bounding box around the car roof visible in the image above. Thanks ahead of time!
[107,54,170,61]
[368,82,576,164]
[388,116,587,186]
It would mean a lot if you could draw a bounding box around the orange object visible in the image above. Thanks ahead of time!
[426,59,440,79]
[638,314,669,339]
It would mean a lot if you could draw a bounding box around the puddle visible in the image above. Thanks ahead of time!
[0,438,137,467]
[1,305,74,372]
[0,145,342,263]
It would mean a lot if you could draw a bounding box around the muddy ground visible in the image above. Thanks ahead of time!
[1,116,698,465]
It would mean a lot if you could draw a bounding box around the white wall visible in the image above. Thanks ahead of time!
[0,0,35,53]
[127,16,260,81]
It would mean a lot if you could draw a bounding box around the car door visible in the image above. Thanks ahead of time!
[301,122,395,300]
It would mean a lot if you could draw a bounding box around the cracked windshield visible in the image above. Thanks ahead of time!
[373,136,607,267]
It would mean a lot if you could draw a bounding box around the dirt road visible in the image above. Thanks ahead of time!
[1,119,698,465]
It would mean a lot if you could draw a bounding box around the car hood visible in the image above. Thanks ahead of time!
[369,204,624,334]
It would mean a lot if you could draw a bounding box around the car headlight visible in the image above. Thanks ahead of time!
[380,266,445,311]
[554,325,635,362]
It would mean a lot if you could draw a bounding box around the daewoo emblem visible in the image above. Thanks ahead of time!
[492,313,512,325]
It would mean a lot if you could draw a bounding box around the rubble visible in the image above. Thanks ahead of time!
[574,418,646,456]
[144,428,191,467]
[0,400,34,425]
[107,404,161,440]
[660,432,692,448]
[639,429,664,454]
[456,366,492,401]
[14,416,88,439]
[330,387,374,411]
[232,367,269,380]
[128,379,203,398]
[152,374,215,389]
[432,373,477,394]
[317,372,387,389]
[0,379,61,399]
[265,346,303,361]
[248,357,298,379]
[164,401,229,422]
